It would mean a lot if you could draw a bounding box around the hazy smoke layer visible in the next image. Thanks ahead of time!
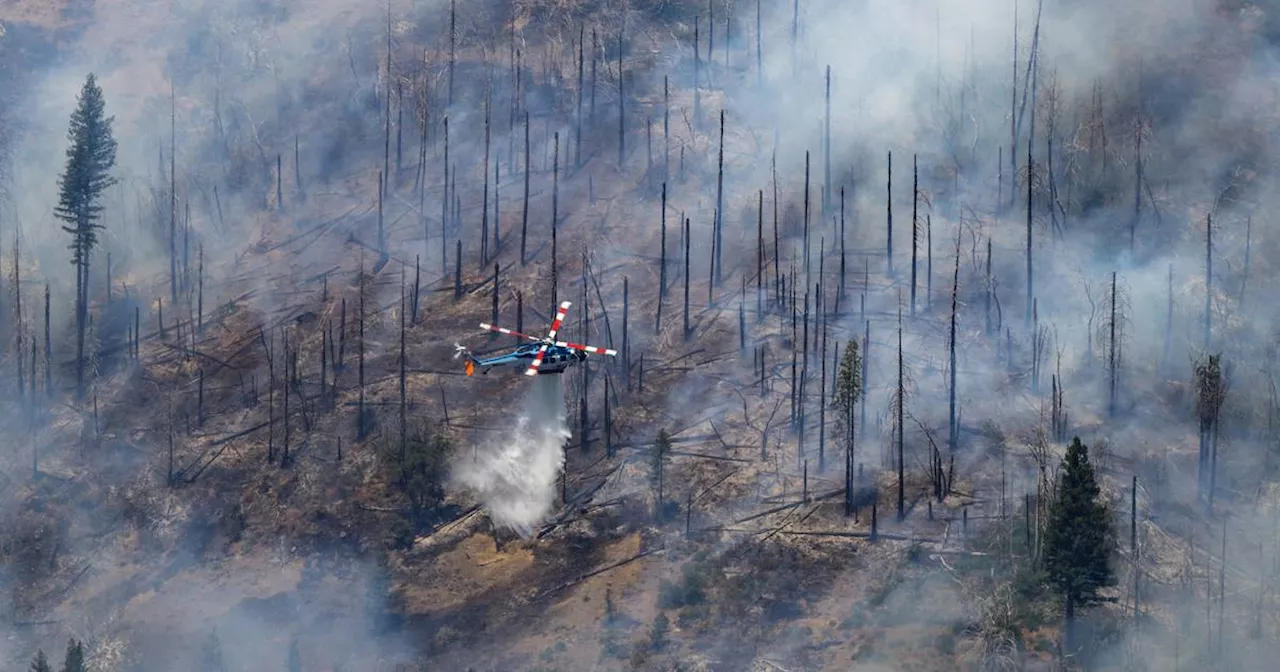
[453,374,569,536]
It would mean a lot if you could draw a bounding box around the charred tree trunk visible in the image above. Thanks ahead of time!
[886,151,894,276]
[481,96,492,265]
[442,116,450,274]
[949,233,960,458]
[521,111,531,265]
[358,258,368,439]
[656,74,668,186]
[576,24,585,168]
[897,299,905,521]
[551,132,560,306]
[1205,213,1213,350]
[657,182,668,332]
[714,109,725,287]
[43,286,51,398]
[757,189,765,320]
[910,154,919,317]
[683,217,691,340]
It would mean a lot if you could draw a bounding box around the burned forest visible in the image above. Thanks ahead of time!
[4,0,1280,670]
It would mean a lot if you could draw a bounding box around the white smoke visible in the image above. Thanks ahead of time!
[452,374,570,537]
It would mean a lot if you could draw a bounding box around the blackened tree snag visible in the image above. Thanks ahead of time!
[377,170,385,253]
[516,291,524,335]
[442,116,450,274]
[985,238,993,336]
[283,330,291,466]
[819,327,828,471]
[622,276,630,382]
[448,0,456,106]
[1024,11,1040,328]
[926,215,932,311]
[1204,212,1213,350]
[491,263,500,340]
[338,298,347,371]
[652,429,671,521]
[910,154,919,317]
[683,217,691,340]
[358,256,368,439]
[1100,271,1127,418]
[1195,354,1226,505]
[824,65,832,214]
[773,154,781,305]
[948,233,960,456]
[412,255,421,324]
[838,187,846,313]
[552,132,560,306]
[896,296,905,521]
[400,272,408,463]
[714,109,725,287]
[663,76,671,186]
[591,28,598,121]
[886,151,893,276]
[454,240,462,300]
[694,18,702,129]
[521,111,530,266]
[576,24,585,168]
[481,95,491,266]
[657,182,667,332]
[618,30,625,165]
[803,151,811,278]
[757,189,764,320]
[169,85,177,304]
[44,286,51,397]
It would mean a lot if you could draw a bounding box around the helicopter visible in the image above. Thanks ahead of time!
[453,300,617,376]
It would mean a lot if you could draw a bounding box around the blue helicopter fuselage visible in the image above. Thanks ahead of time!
[474,343,586,374]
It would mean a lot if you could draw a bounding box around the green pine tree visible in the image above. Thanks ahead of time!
[54,72,117,400]
[1043,437,1116,634]
[832,341,862,516]
[648,612,670,651]
[30,650,52,672]
[60,639,84,672]
[651,428,672,521]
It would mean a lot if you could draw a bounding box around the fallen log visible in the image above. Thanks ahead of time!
[541,547,666,597]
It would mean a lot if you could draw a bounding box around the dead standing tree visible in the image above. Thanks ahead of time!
[1195,354,1227,507]
[893,293,909,521]
[1097,271,1129,418]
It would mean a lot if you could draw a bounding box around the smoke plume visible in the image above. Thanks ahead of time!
[452,374,570,537]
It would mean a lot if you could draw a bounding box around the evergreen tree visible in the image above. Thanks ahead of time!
[651,428,672,521]
[60,639,84,672]
[648,612,670,651]
[832,341,862,516]
[1043,437,1115,635]
[30,650,52,672]
[54,73,117,400]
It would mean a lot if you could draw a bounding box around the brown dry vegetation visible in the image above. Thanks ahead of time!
[6,0,1280,670]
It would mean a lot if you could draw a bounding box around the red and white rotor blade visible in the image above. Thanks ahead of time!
[554,340,618,356]
[524,343,550,376]
[478,322,542,342]
[545,301,572,340]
